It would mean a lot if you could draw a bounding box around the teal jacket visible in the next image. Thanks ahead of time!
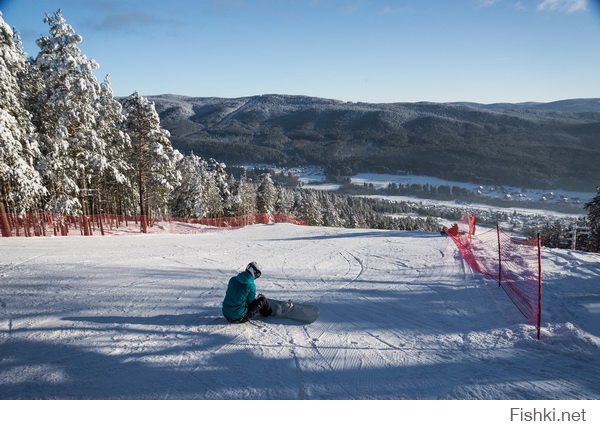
[222,271,256,321]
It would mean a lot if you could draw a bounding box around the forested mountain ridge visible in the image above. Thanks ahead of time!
[150,94,600,191]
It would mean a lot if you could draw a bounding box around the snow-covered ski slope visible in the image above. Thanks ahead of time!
[1,223,599,399]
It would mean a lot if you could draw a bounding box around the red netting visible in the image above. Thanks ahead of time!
[0,212,304,237]
[445,213,542,338]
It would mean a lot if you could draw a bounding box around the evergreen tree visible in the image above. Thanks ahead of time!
[232,175,256,217]
[202,174,223,218]
[300,190,323,226]
[96,75,134,216]
[122,91,181,231]
[584,187,600,251]
[208,158,231,216]
[292,189,304,216]
[0,13,45,236]
[539,222,568,249]
[256,173,276,214]
[322,194,343,227]
[171,153,208,218]
[229,185,244,217]
[30,10,103,223]
[274,184,294,214]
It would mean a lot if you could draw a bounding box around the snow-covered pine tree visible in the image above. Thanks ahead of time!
[322,193,344,227]
[299,190,323,226]
[208,158,231,216]
[29,10,105,233]
[291,188,303,216]
[232,175,257,219]
[584,187,600,251]
[344,197,366,228]
[96,75,134,217]
[274,184,294,215]
[0,13,45,236]
[122,91,181,232]
[539,221,567,249]
[256,173,276,214]
[171,153,208,218]
[202,174,224,218]
[69,43,105,233]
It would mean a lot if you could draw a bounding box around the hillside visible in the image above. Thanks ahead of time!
[149,94,600,192]
[1,223,599,399]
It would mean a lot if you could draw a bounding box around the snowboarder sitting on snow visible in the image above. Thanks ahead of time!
[222,261,272,323]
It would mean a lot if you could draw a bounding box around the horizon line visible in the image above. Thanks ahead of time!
[128,92,600,106]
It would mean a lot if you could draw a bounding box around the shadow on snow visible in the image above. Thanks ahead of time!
[1,332,598,400]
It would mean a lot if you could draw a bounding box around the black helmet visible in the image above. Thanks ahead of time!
[246,261,262,279]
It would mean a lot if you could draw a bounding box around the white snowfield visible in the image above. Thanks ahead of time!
[0,223,599,399]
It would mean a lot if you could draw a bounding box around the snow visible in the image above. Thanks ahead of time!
[358,194,583,219]
[302,183,342,191]
[218,97,257,125]
[350,172,595,207]
[1,223,599,400]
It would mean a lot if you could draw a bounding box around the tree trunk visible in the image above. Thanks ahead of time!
[138,170,147,233]
[79,175,91,236]
[0,187,12,237]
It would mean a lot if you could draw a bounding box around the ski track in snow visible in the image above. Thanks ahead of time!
[0,224,599,399]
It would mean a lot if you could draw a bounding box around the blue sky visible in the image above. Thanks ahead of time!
[1,0,599,103]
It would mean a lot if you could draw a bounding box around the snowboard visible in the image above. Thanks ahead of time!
[267,298,319,324]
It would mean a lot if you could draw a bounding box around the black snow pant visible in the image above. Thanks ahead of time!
[230,295,272,324]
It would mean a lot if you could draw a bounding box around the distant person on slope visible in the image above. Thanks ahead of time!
[222,261,272,323]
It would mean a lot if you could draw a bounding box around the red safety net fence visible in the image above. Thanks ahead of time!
[0,212,304,238]
[445,213,543,339]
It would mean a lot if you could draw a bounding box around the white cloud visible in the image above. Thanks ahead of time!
[476,0,502,7]
[537,0,588,13]
[514,1,528,11]
[380,5,407,15]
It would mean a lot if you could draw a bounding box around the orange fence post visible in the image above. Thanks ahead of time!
[497,223,502,288]
[537,233,543,340]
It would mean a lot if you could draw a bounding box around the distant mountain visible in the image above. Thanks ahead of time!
[149,94,600,192]
[452,98,600,113]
